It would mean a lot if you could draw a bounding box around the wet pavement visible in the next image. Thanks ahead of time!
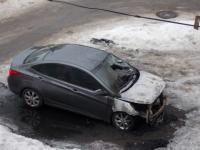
[0,82,186,150]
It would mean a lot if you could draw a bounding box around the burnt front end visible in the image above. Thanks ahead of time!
[146,94,167,124]
[132,93,167,124]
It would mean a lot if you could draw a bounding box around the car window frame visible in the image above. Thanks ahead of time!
[30,62,111,94]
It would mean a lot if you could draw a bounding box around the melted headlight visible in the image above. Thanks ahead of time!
[131,103,148,112]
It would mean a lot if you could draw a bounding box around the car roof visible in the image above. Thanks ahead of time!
[43,44,109,71]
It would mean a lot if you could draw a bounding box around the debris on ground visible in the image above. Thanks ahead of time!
[0,82,7,89]
[90,38,116,47]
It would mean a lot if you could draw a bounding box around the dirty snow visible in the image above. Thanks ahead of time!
[157,110,200,150]
[0,63,9,84]
[0,0,46,21]
[40,13,200,52]
[0,124,73,150]
[51,140,122,150]
[40,13,200,150]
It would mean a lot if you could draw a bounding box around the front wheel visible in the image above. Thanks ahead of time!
[22,89,43,108]
[112,112,134,131]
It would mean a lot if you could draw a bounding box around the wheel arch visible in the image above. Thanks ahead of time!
[20,87,43,100]
[112,98,139,117]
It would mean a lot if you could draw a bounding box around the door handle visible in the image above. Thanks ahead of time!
[37,76,43,80]
[37,76,49,83]
[72,88,78,92]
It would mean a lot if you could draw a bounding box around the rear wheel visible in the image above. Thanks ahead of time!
[22,89,43,108]
[112,112,134,131]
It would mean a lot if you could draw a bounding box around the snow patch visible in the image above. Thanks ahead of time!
[51,140,121,150]
[0,0,46,21]
[166,76,200,111]
[0,124,68,150]
[0,62,10,84]
[41,14,200,52]
[157,110,200,150]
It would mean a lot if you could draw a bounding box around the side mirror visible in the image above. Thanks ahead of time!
[94,89,108,96]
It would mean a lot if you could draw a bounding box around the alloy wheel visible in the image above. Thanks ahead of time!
[23,89,41,107]
[113,112,133,130]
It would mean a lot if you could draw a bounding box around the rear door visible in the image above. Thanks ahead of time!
[32,63,79,111]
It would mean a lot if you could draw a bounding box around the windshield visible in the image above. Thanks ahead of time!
[93,54,139,93]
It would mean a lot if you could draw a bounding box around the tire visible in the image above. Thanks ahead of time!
[112,112,134,131]
[22,89,43,108]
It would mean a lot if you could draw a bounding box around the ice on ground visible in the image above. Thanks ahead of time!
[51,140,122,150]
[0,0,46,21]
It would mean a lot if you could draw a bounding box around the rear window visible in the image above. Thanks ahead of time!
[24,49,50,64]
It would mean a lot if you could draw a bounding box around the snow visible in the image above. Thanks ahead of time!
[0,124,72,150]
[40,13,200,150]
[51,140,122,150]
[0,63,9,84]
[0,0,46,21]
[40,13,200,52]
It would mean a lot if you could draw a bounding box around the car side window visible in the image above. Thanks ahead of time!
[32,64,71,83]
[69,67,102,91]
[32,64,102,91]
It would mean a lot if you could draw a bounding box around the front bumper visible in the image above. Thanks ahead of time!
[146,94,167,124]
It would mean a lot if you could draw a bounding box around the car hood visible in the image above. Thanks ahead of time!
[120,71,166,104]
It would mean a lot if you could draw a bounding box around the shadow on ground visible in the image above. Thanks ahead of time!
[0,83,185,150]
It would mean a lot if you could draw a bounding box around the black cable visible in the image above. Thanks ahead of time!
[48,0,199,28]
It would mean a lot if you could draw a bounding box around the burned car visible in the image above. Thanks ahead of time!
[8,44,166,131]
